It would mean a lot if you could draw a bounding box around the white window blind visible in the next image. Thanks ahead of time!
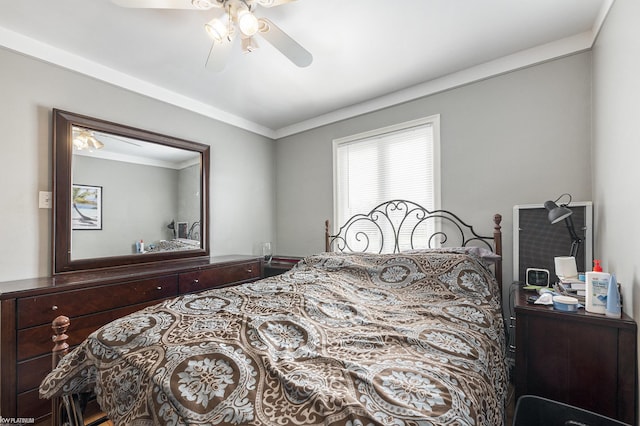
[333,116,440,252]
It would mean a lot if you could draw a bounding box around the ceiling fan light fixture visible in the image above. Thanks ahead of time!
[191,0,216,10]
[72,138,86,150]
[87,135,105,150]
[73,128,104,151]
[112,0,312,70]
[205,16,230,42]
[241,36,259,53]
[237,8,259,36]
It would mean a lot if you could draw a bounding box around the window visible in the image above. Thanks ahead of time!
[333,115,440,251]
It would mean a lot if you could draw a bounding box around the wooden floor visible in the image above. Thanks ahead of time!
[34,402,113,426]
[84,412,114,426]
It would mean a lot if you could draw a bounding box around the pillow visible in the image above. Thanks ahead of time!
[462,246,501,263]
[403,246,501,263]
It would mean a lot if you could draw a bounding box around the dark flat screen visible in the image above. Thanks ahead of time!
[517,204,590,283]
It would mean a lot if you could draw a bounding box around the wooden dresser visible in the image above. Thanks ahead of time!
[0,255,261,424]
[514,287,637,424]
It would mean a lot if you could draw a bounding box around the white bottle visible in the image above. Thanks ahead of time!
[585,259,610,314]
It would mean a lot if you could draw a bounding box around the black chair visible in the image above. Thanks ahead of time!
[513,395,631,426]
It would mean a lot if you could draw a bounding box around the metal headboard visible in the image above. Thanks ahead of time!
[187,221,200,241]
[325,199,502,284]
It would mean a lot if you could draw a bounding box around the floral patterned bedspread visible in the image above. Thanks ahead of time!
[40,250,507,426]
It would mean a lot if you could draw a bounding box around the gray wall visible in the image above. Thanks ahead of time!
[275,52,593,301]
[0,47,276,281]
[592,1,640,320]
[178,163,201,234]
[0,43,596,295]
[72,156,179,259]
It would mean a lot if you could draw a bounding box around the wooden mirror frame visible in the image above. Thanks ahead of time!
[52,109,210,275]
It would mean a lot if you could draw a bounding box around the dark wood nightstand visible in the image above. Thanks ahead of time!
[514,286,637,425]
[263,256,301,278]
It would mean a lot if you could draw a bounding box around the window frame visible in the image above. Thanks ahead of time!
[331,115,441,235]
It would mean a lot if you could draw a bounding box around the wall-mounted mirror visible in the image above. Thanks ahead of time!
[53,109,210,274]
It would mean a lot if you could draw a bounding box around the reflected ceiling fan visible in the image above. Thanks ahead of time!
[72,126,143,151]
[72,127,104,151]
[111,0,313,72]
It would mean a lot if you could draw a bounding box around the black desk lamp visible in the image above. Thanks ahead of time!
[544,193,582,258]
[167,219,176,239]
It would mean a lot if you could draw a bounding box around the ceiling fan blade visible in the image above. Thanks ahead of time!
[255,0,296,7]
[111,0,219,10]
[257,18,312,67]
[205,37,236,72]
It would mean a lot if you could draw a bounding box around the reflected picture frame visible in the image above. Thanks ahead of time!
[72,184,102,230]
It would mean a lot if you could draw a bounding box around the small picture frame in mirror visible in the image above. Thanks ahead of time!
[72,184,102,230]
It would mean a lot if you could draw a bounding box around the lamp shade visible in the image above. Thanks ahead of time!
[544,200,573,224]
[237,9,259,36]
[205,16,230,42]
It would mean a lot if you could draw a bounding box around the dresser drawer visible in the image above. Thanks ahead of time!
[17,275,178,328]
[17,299,173,363]
[17,298,175,393]
[18,387,50,421]
[179,261,260,293]
[16,354,49,394]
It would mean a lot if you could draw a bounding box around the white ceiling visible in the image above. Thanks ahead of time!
[0,0,611,138]
[74,127,201,169]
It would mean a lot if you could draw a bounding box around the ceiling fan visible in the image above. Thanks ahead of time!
[111,0,313,72]
[72,126,146,151]
[72,127,104,151]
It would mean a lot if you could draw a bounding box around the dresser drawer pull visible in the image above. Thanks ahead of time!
[247,268,253,273]
[156,286,162,290]
[192,279,199,284]
[52,305,59,311]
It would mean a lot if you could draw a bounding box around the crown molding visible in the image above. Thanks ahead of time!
[1,0,612,140]
[0,25,276,139]
[274,31,594,138]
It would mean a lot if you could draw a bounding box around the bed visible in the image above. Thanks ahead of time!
[40,200,507,426]
[146,221,202,253]
[146,238,201,253]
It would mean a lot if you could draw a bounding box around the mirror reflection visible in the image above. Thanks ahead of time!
[53,109,210,274]
[70,127,203,260]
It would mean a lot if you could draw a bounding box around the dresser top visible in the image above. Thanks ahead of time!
[0,255,260,299]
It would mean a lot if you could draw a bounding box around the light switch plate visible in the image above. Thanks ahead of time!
[39,191,52,209]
